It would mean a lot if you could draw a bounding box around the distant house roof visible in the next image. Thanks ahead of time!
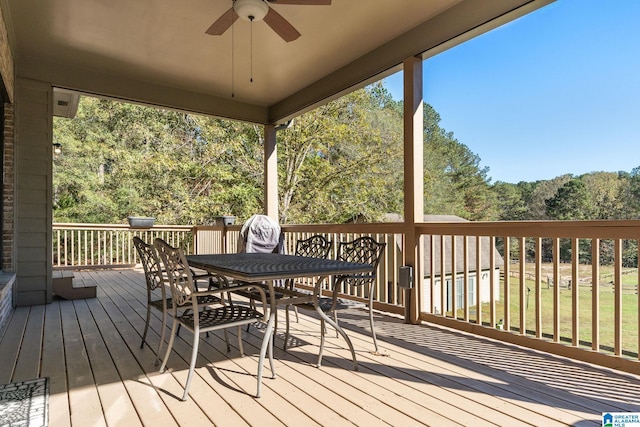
[422,215,504,277]
[390,214,505,277]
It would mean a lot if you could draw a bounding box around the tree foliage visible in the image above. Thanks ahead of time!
[545,179,591,220]
[54,98,263,224]
[277,85,404,223]
[55,83,495,225]
[54,86,640,241]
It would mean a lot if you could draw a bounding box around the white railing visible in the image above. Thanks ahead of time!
[414,220,640,375]
[53,220,640,374]
[53,223,193,268]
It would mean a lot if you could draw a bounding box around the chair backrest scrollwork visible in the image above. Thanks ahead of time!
[154,238,195,307]
[133,236,164,292]
[295,235,332,259]
[336,236,386,287]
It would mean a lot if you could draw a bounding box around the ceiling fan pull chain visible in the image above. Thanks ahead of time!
[250,17,254,83]
[231,19,235,97]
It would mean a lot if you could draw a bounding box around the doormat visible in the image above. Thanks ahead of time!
[0,378,48,427]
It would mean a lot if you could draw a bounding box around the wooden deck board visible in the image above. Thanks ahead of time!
[94,269,281,427]
[41,302,71,427]
[0,306,29,384]
[275,315,514,424]
[77,297,151,427]
[2,267,640,426]
[91,270,233,426]
[360,332,581,425]
[77,296,141,425]
[12,304,45,382]
[59,298,108,427]
[266,317,521,427]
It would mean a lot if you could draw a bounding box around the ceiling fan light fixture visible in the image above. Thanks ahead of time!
[234,0,269,22]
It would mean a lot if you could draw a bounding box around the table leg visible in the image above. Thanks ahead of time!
[314,278,358,370]
[256,287,277,398]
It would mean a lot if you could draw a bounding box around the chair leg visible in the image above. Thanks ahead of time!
[317,317,326,367]
[273,309,279,342]
[140,302,152,349]
[177,312,187,336]
[268,328,275,377]
[182,326,200,401]
[318,309,357,370]
[237,326,244,356]
[224,329,231,352]
[159,321,179,373]
[283,305,291,350]
[368,290,379,354]
[246,299,256,331]
[155,309,168,366]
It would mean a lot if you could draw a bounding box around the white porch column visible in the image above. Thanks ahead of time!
[403,56,424,324]
[263,125,279,221]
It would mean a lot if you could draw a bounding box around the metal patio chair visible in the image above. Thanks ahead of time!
[296,236,386,358]
[134,236,223,365]
[154,238,275,401]
[282,234,332,350]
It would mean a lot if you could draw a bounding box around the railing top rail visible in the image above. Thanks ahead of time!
[193,222,406,235]
[415,219,640,239]
[193,225,240,231]
[281,223,405,234]
[53,223,193,231]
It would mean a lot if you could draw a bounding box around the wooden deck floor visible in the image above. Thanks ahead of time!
[1,268,640,426]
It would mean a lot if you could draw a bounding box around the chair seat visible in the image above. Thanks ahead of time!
[234,286,288,301]
[177,304,263,330]
[235,284,314,306]
[299,296,366,313]
[149,298,168,311]
[149,294,222,311]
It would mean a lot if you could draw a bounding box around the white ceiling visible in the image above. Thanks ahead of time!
[2,0,553,124]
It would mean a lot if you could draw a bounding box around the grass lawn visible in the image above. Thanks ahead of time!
[462,263,639,358]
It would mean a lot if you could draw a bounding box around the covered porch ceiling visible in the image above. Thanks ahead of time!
[2,0,552,124]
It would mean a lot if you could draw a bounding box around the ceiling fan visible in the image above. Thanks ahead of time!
[206,0,332,42]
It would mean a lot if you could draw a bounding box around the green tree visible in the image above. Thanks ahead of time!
[423,105,497,220]
[525,175,573,220]
[54,98,256,224]
[621,167,640,219]
[544,179,593,262]
[277,84,404,224]
[492,181,529,220]
[545,179,591,220]
[54,87,499,227]
[581,171,625,219]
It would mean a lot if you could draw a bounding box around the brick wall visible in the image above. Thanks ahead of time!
[0,4,15,102]
[0,103,14,336]
[3,102,13,271]
[0,7,16,329]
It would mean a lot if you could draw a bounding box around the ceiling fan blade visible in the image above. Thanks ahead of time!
[205,7,238,35]
[263,7,301,42]
[269,0,331,4]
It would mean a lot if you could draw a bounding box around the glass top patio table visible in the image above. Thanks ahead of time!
[185,253,373,283]
[185,252,374,369]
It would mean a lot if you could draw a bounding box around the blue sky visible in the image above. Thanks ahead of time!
[383,0,640,184]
